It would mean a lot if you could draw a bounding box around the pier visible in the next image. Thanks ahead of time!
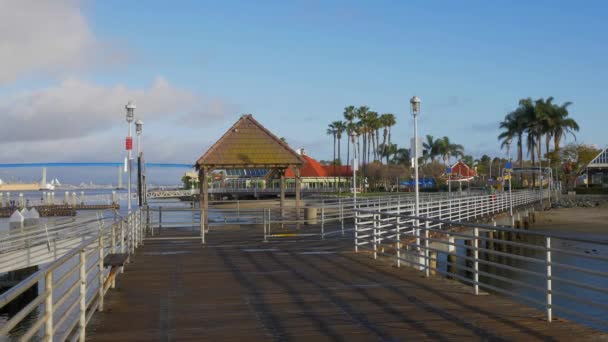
[1,190,607,340]
[88,229,603,341]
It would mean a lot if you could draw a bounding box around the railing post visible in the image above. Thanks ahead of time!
[45,270,54,341]
[79,248,86,341]
[321,207,325,240]
[354,204,359,253]
[111,223,116,253]
[263,208,268,242]
[340,198,344,236]
[159,206,163,232]
[546,236,552,322]
[120,220,125,254]
[424,221,430,277]
[474,227,479,295]
[200,208,206,244]
[98,236,104,312]
[396,199,401,268]
[146,205,151,236]
[372,214,378,259]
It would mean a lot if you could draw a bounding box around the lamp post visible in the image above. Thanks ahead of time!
[125,101,135,214]
[410,96,421,217]
[410,95,421,256]
[351,132,358,203]
[135,119,144,207]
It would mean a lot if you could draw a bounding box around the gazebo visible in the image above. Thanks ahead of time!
[195,114,304,231]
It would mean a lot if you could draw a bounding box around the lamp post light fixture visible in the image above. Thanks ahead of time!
[410,95,421,258]
[125,101,136,214]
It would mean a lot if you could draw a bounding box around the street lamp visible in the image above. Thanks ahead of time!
[135,119,144,207]
[351,131,358,203]
[135,119,143,154]
[125,101,136,214]
[410,95,421,257]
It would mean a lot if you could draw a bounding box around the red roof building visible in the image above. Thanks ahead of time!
[285,154,352,178]
[450,161,477,179]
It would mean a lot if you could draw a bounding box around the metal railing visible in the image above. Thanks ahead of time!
[0,209,144,341]
[355,189,608,330]
[141,190,542,244]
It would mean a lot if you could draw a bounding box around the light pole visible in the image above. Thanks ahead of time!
[410,96,421,217]
[410,95,421,255]
[351,131,358,203]
[125,101,135,214]
[135,119,144,207]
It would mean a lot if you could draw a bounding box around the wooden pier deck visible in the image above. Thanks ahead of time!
[88,227,606,341]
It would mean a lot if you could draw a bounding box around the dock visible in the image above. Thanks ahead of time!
[88,227,605,341]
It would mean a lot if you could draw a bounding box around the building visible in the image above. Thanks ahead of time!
[281,149,352,189]
[205,149,352,190]
[585,147,608,187]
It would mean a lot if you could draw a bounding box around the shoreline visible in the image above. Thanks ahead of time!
[532,204,608,235]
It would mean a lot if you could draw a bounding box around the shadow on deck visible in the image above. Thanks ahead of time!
[87,227,605,341]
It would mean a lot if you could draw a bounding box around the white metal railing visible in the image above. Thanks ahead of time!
[355,189,608,330]
[141,190,544,244]
[0,209,144,341]
[0,213,118,274]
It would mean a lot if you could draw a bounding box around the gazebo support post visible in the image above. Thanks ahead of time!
[295,167,301,229]
[199,167,209,240]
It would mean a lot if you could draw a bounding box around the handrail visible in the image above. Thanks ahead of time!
[0,209,144,341]
[354,189,608,330]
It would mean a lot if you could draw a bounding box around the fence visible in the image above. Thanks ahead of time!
[355,189,608,329]
[0,209,144,341]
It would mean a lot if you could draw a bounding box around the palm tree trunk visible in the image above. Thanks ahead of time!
[346,131,350,171]
[333,134,336,189]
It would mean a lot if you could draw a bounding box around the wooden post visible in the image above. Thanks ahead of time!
[280,169,285,223]
[199,167,209,243]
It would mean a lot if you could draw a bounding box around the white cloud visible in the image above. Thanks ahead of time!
[0,76,232,142]
[0,0,119,84]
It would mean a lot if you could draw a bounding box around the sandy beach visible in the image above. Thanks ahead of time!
[534,204,608,234]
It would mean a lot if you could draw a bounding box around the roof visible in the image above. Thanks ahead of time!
[450,161,477,178]
[196,114,304,169]
[285,155,352,178]
[587,147,608,168]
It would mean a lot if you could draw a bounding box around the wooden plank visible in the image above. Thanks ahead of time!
[88,229,606,341]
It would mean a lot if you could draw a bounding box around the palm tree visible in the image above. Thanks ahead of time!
[392,148,411,167]
[355,106,369,166]
[379,113,396,164]
[333,121,346,165]
[550,101,579,154]
[333,121,347,187]
[343,106,356,167]
[436,136,464,166]
[423,135,438,163]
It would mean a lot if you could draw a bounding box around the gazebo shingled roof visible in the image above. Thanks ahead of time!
[196,114,304,169]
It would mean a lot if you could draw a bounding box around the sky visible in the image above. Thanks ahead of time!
[0,0,607,184]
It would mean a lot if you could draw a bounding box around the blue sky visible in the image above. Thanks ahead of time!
[0,0,606,183]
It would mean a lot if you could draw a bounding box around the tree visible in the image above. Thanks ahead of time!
[382,113,397,164]
[436,136,464,165]
[423,134,438,163]
[560,143,600,188]
[343,105,356,167]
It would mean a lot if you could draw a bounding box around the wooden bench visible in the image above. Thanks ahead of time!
[103,253,129,291]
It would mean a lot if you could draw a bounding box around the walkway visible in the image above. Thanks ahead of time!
[88,229,605,341]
